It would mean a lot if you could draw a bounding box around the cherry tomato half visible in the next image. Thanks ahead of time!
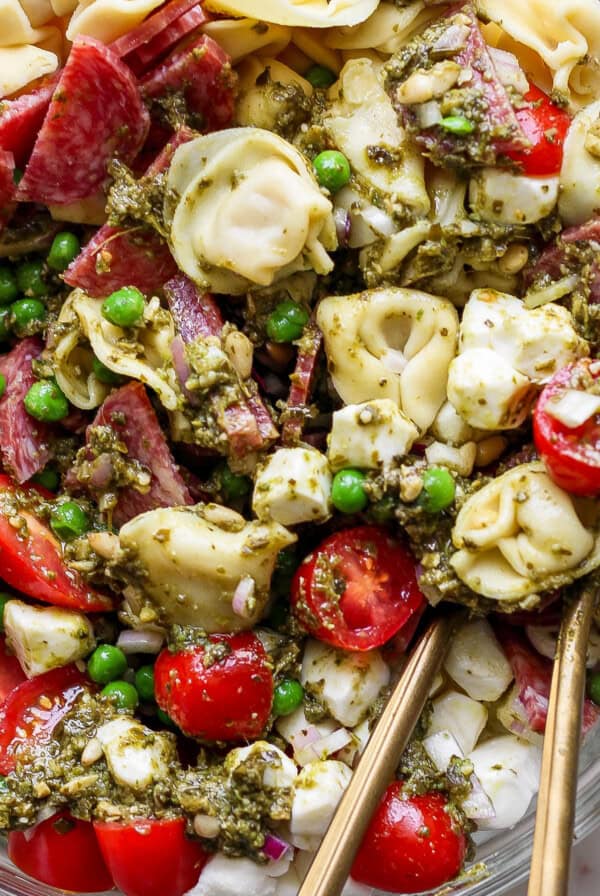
[0,664,88,773]
[0,474,112,612]
[291,526,426,652]
[9,812,113,893]
[154,632,273,741]
[533,358,600,496]
[351,783,467,893]
[504,85,571,176]
[0,635,26,706]
[94,817,208,896]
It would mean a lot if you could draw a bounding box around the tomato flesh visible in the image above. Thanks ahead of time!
[0,664,88,773]
[0,636,26,706]
[291,526,425,651]
[0,474,112,612]
[94,817,208,896]
[504,85,571,176]
[154,632,274,741]
[8,812,114,893]
[351,783,467,893]
[533,359,600,496]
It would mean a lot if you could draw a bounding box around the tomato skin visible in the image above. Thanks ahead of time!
[533,359,600,496]
[94,817,208,896]
[0,636,26,705]
[291,526,425,652]
[0,664,88,773]
[154,632,274,741]
[0,474,112,612]
[8,811,114,893]
[504,85,571,176]
[351,783,467,893]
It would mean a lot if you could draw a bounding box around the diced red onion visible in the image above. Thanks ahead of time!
[289,724,323,752]
[116,628,165,654]
[488,47,529,92]
[232,576,256,619]
[334,208,351,247]
[263,833,292,862]
[23,806,57,841]
[88,452,114,490]
[170,335,199,407]
[295,728,353,767]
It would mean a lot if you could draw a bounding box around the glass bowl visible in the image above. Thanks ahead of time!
[1,723,599,896]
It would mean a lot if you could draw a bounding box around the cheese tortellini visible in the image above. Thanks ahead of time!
[66,0,164,43]
[447,289,588,430]
[53,290,180,410]
[166,129,337,295]
[119,504,296,631]
[559,98,600,226]
[451,463,600,603]
[202,18,292,64]
[317,287,459,433]
[203,0,379,28]
[0,0,60,97]
[325,1,436,55]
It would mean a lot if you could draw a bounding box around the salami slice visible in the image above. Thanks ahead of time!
[86,381,194,526]
[281,320,322,445]
[17,37,149,205]
[0,150,16,231]
[0,338,53,483]
[0,74,58,168]
[110,0,202,60]
[164,273,223,341]
[525,217,600,304]
[132,5,208,71]
[140,34,235,134]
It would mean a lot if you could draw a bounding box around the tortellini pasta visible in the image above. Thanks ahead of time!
[0,0,44,44]
[118,503,296,631]
[202,18,292,64]
[559,98,600,226]
[66,0,164,43]
[0,45,58,98]
[476,0,600,107]
[325,1,436,55]
[316,287,459,433]
[235,58,313,131]
[19,0,54,26]
[53,290,179,410]
[451,463,600,602]
[166,129,336,294]
[324,58,430,218]
[203,0,379,28]
[447,289,588,430]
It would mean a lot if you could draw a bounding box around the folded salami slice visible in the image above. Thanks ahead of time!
[163,272,223,341]
[17,37,149,205]
[524,217,600,304]
[0,150,16,231]
[133,4,208,71]
[281,320,322,445]
[0,74,58,168]
[110,0,203,61]
[0,338,53,483]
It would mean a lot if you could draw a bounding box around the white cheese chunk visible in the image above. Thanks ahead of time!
[444,619,513,702]
[468,735,542,830]
[327,399,418,471]
[427,690,487,755]
[301,640,390,728]
[431,400,476,447]
[225,741,298,790]
[423,730,464,772]
[187,854,276,896]
[447,347,534,430]
[96,718,173,792]
[252,447,331,526]
[4,600,95,678]
[545,389,600,429]
[469,170,559,225]
[290,760,352,850]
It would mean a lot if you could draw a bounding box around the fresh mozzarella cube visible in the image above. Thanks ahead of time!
[96,718,173,792]
[468,735,542,830]
[338,717,372,766]
[425,440,477,477]
[447,348,535,430]
[423,730,464,772]
[301,640,390,728]
[327,399,418,471]
[3,600,95,678]
[226,741,298,790]
[274,866,301,896]
[495,684,544,747]
[252,447,331,526]
[469,170,558,224]
[431,400,476,447]
[429,672,445,697]
[427,690,487,755]
[504,302,587,385]
[188,854,276,896]
[290,760,352,850]
[444,619,513,702]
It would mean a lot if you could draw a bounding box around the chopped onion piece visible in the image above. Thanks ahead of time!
[116,628,165,654]
[263,833,292,862]
[359,205,397,238]
[416,99,442,128]
[294,727,352,767]
[524,274,579,308]
[545,389,600,428]
[488,47,529,93]
[232,575,256,618]
[461,773,496,821]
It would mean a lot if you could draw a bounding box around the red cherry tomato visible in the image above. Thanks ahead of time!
[8,811,113,893]
[94,817,208,896]
[351,783,467,893]
[154,632,274,741]
[504,85,571,176]
[0,635,26,705]
[291,526,425,652]
[533,358,600,496]
[0,474,112,612]
[0,664,88,773]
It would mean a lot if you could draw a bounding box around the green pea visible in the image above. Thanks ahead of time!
[0,308,11,341]
[0,266,18,305]
[47,232,80,272]
[156,708,175,727]
[266,299,309,343]
[31,467,60,491]
[420,467,456,513]
[101,680,139,711]
[0,373,5,400]
[92,356,123,385]
[101,286,145,327]
[0,592,12,632]
[11,298,46,334]
[305,65,336,89]
[439,115,475,136]
[50,501,90,541]
[24,380,69,422]
[88,644,128,684]
[331,468,368,514]
[218,462,251,501]
[587,672,600,706]
[313,150,351,194]
[135,665,155,702]
[273,679,304,717]
[16,259,46,297]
